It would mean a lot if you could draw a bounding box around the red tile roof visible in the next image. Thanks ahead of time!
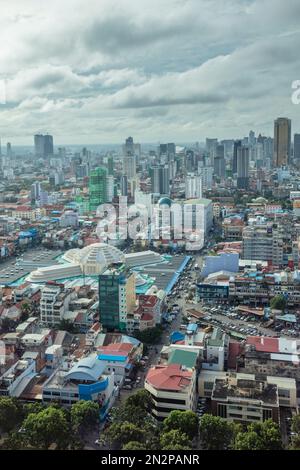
[146,364,192,391]
[227,341,242,369]
[98,343,133,354]
[246,336,279,353]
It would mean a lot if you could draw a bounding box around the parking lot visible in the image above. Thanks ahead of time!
[0,247,62,285]
[184,302,298,339]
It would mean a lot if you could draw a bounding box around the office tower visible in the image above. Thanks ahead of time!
[214,144,226,178]
[221,139,234,159]
[89,167,108,211]
[198,165,214,190]
[99,263,136,331]
[273,117,291,167]
[237,146,250,189]
[31,181,41,202]
[150,165,170,195]
[106,175,114,203]
[120,175,128,196]
[34,133,54,158]
[123,136,136,179]
[6,142,12,158]
[185,173,202,199]
[206,138,218,166]
[249,130,256,147]
[169,160,177,180]
[34,134,44,157]
[44,134,53,156]
[185,150,195,172]
[107,155,114,175]
[294,134,300,161]
[233,140,242,174]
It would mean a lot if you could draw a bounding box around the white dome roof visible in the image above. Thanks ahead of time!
[63,243,125,275]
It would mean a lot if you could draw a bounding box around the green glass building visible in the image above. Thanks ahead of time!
[89,167,107,211]
[99,263,136,331]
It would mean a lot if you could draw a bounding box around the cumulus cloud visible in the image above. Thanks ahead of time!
[0,0,299,143]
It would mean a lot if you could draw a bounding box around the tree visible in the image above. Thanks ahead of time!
[163,410,198,441]
[288,415,300,450]
[20,302,31,322]
[160,430,192,450]
[0,432,28,450]
[135,326,163,345]
[122,441,148,450]
[125,390,152,412]
[199,414,240,450]
[0,397,23,433]
[23,402,45,417]
[233,420,282,451]
[70,400,99,433]
[110,403,149,426]
[58,319,78,333]
[270,294,287,311]
[22,406,70,450]
[105,422,146,450]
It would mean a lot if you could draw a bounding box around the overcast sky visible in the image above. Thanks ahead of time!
[0,0,300,145]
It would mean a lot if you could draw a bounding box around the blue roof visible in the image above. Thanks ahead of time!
[170,331,185,343]
[98,354,127,362]
[187,323,197,333]
[66,356,106,381]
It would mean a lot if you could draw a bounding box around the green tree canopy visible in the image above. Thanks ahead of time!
[0,397,23,433]
[70,400,99,432]
[125,390,152,412]
[160,430,192,450]
[122,441,148,450]
[199,414,240,450]
[22,406,70,450]
[163,410,199,440]
[105,422,146,450]
[270,294,287,311]
[134,326,163,344]
[233,420,282,451]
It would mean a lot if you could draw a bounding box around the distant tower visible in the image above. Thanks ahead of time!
[273,118,291,167]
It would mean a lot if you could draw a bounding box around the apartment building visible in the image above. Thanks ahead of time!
[40,283,76,325]
[199,370,297,424]
[242,223,284,266]
[145,364,197,421]
[228,270,300,307]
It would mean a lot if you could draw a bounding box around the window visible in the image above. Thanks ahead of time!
[218,403,227,418]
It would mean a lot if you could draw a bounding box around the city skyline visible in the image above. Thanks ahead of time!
[0,0,300,144]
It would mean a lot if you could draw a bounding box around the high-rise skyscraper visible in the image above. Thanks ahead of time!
[237,146,250,189]
[214,144,226,178]
[185,173,202,199]
[150,165,170,195]
[107,155,114,176]
[233,140,242,174]
[89,167,108,211]
[34,134,54,158]
[31,181,41,202]
[123,136,137,179]
[273,117,291,167]
[206,138,218,166]
[6,142,12,158]
[120,175,128,196]
[294,134,300,162]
